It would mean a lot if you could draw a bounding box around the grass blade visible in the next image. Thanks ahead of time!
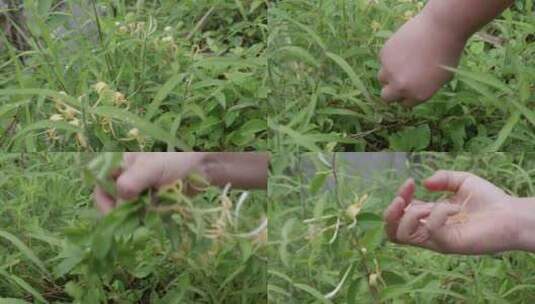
[0,270,47,303]
[91,106,191,151]
[0,230,50,277]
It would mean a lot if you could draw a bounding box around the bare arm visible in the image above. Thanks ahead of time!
[423,0,514,40]
[200,152,269,190]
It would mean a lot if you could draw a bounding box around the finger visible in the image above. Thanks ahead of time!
[424,170,472,193]
[116,158,161,200]
[424,203,461,233]
[404,200,432,212]
[396,205,432,243]
[397,178,415,203]
[378,68,389,85]
[384,196,406,242]
[94,186,116,214]
[381,85,401,103]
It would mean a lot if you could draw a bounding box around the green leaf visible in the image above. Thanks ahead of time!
[388,124,431,151]
[275,46,321,68]
[91,106,191,151]
[293,283,333,304]
[0,298,32,304]
[0,230,50,277]
[0,270,48,303]
[310,171,329,195]
[0,100,32,117]
[147,73,186,119]
[325,52,371,103]
[0,89,80,107]
[270,123,322,152]
[484,111,520,152]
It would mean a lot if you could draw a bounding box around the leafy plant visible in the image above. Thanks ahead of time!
[0,153,267,302]
[0,0,268,151]
[268,152,535,303]
[268,0,535,152]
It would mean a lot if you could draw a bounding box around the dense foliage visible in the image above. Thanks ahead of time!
[269,152,535,303]
[268,0,535,152]
[0,153,267,303]
[0,0,268,151]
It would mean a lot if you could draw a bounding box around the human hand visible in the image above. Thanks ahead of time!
[383,170,525,254]
[378,13,467,107]
[93,153,205,214]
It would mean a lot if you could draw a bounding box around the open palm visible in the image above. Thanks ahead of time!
[384,171,520,254]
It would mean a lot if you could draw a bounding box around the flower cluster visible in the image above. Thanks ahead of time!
[48,92,87,147]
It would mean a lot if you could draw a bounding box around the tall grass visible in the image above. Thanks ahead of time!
[268,0,535,152]
[0,0,268,151]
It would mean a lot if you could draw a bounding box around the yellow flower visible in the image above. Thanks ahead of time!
[162,36,173,43]
[46,128,59,141]
[127,128,140,138]
[49,114,64,122]
[93,82,109,94]
[345,193,368,219]
[61,105,79,120]
[69,118,81,127]
[114,92,128,106]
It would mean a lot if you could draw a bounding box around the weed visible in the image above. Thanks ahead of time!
[0,153,267,303]
[0,1,268,151]
[268,0,535,152]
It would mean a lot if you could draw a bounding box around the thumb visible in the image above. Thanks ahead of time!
[424,170,472,193]
[116,159,162,200]
[381,85,401,103]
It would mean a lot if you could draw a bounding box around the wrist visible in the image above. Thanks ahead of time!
[419,4,471,43]
[196,153,226,187]
[509,197,535,252]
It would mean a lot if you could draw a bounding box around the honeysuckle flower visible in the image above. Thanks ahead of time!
[345,193,368,219]
[127,128,140,138]
[46,128,59,141]
[69,118,81,127]
[162,36,173,43]
[93,82,109,94]
[50,114,64,121]
[164,26,173,32]
[369,273,379,287]
[114,92,128,106]
[59,105,79,120]
[99,117,115,136]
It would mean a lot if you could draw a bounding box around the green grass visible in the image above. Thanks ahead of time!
[0,0,268,151]
[268,152,535,303]
[268,0,535,152]
[0,153,267,303]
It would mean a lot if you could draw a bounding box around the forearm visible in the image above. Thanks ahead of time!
[511,197,535,252]
[198,152,269,190]
[421,0,514,40]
